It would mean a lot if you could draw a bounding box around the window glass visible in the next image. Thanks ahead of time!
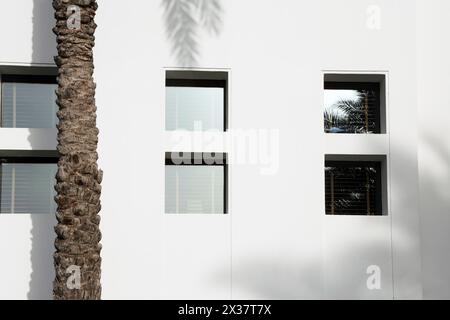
[1,81,58,128]
[0,163,57,214]
[325,161,382,215]
[324,82,380,133]
[165,165,224,214]
[166,86,224,131]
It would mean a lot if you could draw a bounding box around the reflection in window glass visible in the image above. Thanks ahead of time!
[324,82,380,134]
[0,163,57,214]
[325,161,382,216]
[1,82,58,128]
[166,86,224,131]
[165,165,224,214]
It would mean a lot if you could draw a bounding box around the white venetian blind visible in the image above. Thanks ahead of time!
[0,163,57,214]
[1,81,58,128]
[165,86,224,131]
[165,166,224,214]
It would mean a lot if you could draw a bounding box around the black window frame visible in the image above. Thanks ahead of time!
[165,78,228,132]
[325,160,383,216]
[1,74,57,84]
[165,152,228,214]
[324,81,381,134]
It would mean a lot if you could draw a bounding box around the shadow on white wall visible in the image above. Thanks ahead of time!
[162,0,223,66]
[27,0,57,300]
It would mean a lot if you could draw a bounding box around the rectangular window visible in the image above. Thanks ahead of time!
[0,157,57,214]
[324,79,382,134]
[165,152,227,214]
[1,75,57,128]
[325,160,383,215]
[166,77,227,131]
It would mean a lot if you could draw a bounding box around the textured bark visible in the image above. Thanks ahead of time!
[52,0,102,300]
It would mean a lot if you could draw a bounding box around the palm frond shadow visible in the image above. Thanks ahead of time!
[162,0,223,66]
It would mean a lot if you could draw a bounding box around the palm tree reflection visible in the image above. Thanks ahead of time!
[324,89,378,133]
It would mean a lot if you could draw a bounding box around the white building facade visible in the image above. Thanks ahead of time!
[0,0,449,300]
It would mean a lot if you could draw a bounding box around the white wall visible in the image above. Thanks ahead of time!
[320,0,423,299]
[93,0,423,299]
[0,0,54,65]
[0,0,446,300]
[0,0,57,299]
[417,0,450,300]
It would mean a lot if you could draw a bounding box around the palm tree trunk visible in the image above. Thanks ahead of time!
[52,0,102,300]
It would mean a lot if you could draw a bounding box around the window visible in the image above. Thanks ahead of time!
[165,71,227,131]
[0,155,58,214]
[0,69,58,214]
[165,70,229,214]
[325,160,383,216]
[165,152,227,214]
[1,74,57,128]
[323,74,386,134]
[323,74,388,215]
